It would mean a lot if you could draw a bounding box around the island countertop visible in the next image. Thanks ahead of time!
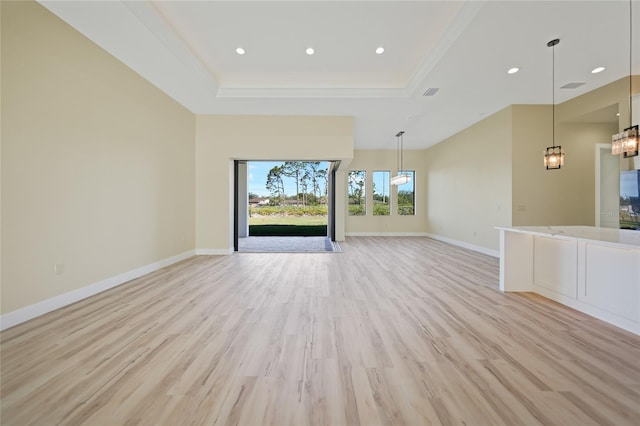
[496,225,640,249]
[497,225,640,335]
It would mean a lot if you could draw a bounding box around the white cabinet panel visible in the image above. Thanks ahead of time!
[500,231,533,292]
[580,244,640,322]
[533,236,577,299]
[498,226,640,334]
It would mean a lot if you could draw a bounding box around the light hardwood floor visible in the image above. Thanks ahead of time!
[1,237,639,425]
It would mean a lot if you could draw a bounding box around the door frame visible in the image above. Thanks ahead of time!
[233,160,239,251]
[595,143,619,228]
[233,160,337,252]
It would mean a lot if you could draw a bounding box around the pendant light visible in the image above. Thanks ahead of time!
[544,38,565,170]
[612,0,638,158]
[391,131,411,185]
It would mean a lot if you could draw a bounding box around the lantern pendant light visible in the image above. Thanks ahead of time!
[611,0,638,158]
[544,38,565,170]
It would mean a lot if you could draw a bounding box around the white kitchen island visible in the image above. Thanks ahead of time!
[497,226,640,335]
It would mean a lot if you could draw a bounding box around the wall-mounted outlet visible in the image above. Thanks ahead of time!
[54,263,65,275]
[517,204,527,212]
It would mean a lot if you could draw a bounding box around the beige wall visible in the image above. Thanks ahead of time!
[558,76,640,173]
[423,78,637,252]
[424,107,513,251]
[195,115,353,251]
[512,105,617,226]
[1,0,3,298]
[1,1,195,314]
[559,77,639,129]
[512,78,637,227]
[345,149,428,234]
[511,104,556,226]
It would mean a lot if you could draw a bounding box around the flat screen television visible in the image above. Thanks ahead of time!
[620,170,640,230]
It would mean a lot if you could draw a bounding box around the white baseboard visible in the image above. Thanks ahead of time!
[424,233,499,258]
[0,250,196,331]
[345,232,429,237]
[195,248,234,255]
[534,285,639,336]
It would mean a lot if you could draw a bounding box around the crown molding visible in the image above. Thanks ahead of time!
[216,87,410,99]
[122,1,220,94]
[405,0,486,97]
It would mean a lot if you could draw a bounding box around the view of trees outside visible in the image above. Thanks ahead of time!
[263,161,328,207]
[397,170,415,215]
[372,171,390,215]
[248,163,415,227]
[248,161,329,236]
[348,170,366,215]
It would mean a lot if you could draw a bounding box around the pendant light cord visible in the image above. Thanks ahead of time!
[395,131,405,173]
[552,41,556,148]
[400,133,403,173]
[630,0,633,127]
[546,38,559,148]
[397,134,400,172]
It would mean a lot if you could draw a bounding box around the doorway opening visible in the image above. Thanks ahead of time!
[595,143,620,229]
[234,160,340,252]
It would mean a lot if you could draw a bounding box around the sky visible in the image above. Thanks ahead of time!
[372,171,388,196]
[247,161,328,197]
[621,170,639,198]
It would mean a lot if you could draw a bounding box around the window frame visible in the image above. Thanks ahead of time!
[372,170,391,216]
[347,170,367,216]
[396,170,415,216]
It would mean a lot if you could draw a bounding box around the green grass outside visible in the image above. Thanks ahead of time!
[249,215,327,226]
[249,224,328,237]
[348,205,365,216]
[250,205,327,216]
[249,212,328,236]
[620,219,640,229]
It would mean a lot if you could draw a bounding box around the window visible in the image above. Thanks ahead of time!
[348,170,366,215]
[372,171,390,215]
[397,170,415,215]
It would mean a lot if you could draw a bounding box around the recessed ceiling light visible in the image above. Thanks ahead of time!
[617,112,621,117]
[507,67,519,74]
[236,47,245,55]
[306,47,315,55]
[592,66,605,74]
[376,46,384,55]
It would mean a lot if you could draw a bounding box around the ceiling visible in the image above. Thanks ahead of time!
[39,0,640,150]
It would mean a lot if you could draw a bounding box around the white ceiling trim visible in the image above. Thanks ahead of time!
[185,1,485,99]
[216,87,410,98]
[122,1,220,94]
[36,1,640,150]
[405,0,485,97]
[39,0,219,113]
[216,1,486,99]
